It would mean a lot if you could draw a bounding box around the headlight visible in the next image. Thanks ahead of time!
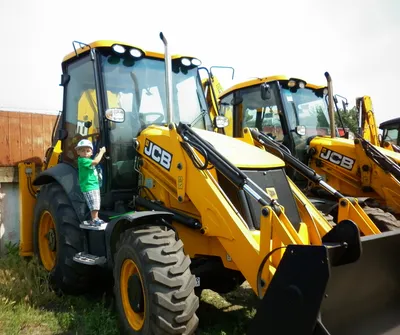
[191,58,202,66]
[112,44,144,59]
[180,57,202,67]
[288,80,296,88]
[181,58,191,66]
[129,48,143,58]
[112,44,126,54]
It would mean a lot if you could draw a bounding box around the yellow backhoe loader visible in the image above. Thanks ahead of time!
[207,72,400,228]
[17,35,400,335]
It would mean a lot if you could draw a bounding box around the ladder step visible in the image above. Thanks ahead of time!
[73,252,107,265]
[80,221,108,231]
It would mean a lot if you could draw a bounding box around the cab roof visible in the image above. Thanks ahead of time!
[379,117,400,129]
[62,40,195,63]
[220,75,325,98]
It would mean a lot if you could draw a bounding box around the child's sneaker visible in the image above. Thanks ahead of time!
[92,218,106,227]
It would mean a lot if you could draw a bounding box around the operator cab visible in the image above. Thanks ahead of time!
[218,76,332,184]
[380,117,400,147]
[58,41,211,209]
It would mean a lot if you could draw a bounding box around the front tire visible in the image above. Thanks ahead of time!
[114,226,199,334]
[33,183,94,294]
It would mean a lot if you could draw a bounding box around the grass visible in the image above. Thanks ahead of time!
[0,242,257,335]
[196,286,257,335]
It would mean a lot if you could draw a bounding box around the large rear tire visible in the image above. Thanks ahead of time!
[114,226,199,335]
[33,183,95,294]
[362,205,400,232]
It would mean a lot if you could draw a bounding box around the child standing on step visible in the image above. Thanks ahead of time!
[75,139,106,226]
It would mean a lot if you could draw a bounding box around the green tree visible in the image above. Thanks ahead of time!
[335,106,359,134]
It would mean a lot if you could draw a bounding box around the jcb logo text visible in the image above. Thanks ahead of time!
[319,147,355,170]
[144,140,173,171]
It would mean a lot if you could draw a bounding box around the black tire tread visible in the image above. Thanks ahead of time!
[33,183,94,294]
[318,210,336,227]
[114,225,198,335]
[362,205,400,231]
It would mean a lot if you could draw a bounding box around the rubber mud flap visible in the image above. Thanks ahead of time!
[320,230,400,335]
[248,245,331,335]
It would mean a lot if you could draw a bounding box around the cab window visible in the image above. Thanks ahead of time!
[62,56,100,166]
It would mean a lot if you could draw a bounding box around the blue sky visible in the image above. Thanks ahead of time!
[0,0,399,124]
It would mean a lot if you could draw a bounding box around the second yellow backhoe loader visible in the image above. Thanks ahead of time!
[207,72,400,230]
[16,35,400,335]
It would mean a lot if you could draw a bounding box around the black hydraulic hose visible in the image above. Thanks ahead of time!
[358,135,400,182]
[178,123,248,187]
[251,129,345,199]
[177,123,271,208]
[256,246,287,299]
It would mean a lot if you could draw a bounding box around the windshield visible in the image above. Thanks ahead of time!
[100,50,210,135]
[280,85,331,137]
[384,127,400,145]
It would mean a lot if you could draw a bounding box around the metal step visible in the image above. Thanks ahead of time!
[73,252,107,265]
[80,221,108,231]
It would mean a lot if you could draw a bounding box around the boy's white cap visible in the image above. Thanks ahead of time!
[75,139,93,150]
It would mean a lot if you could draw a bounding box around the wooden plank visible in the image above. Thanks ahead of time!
[8,113,22,164]
[31,114,44,165]
[43,114,55,151]
[19,113,33,163]
[0,167,18,183]
[0,112,10,165]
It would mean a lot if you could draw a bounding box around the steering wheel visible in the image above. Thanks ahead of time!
[140,112,165,124]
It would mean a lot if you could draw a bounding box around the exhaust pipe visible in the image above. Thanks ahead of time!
[325,72,336,139]
[159,32,173,124]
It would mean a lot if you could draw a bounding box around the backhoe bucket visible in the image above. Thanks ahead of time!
[321,230,400,335]
[248,224,400,335]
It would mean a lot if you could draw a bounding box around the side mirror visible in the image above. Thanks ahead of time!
[106,108,125,123]
[261,83,272,100]
[213,115,229,129]
[295,125,306,136]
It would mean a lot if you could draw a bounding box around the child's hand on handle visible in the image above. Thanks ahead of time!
[99,146,110,160]
[92,147,108,165]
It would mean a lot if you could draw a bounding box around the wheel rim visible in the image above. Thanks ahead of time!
[121,259,146,331]
[38,210,57,271]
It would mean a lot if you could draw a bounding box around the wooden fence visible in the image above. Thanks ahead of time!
[0,110,58,253]
[0,110,58,167]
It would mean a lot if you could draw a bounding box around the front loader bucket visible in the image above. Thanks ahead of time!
[321,230,400,335]
[248,222,400,335]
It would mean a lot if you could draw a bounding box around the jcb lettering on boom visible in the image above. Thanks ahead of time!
[144,139,173,170]
[319,147,355,170]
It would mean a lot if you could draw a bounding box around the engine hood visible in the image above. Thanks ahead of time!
[375,145,400,163]
[193,128,285,169]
